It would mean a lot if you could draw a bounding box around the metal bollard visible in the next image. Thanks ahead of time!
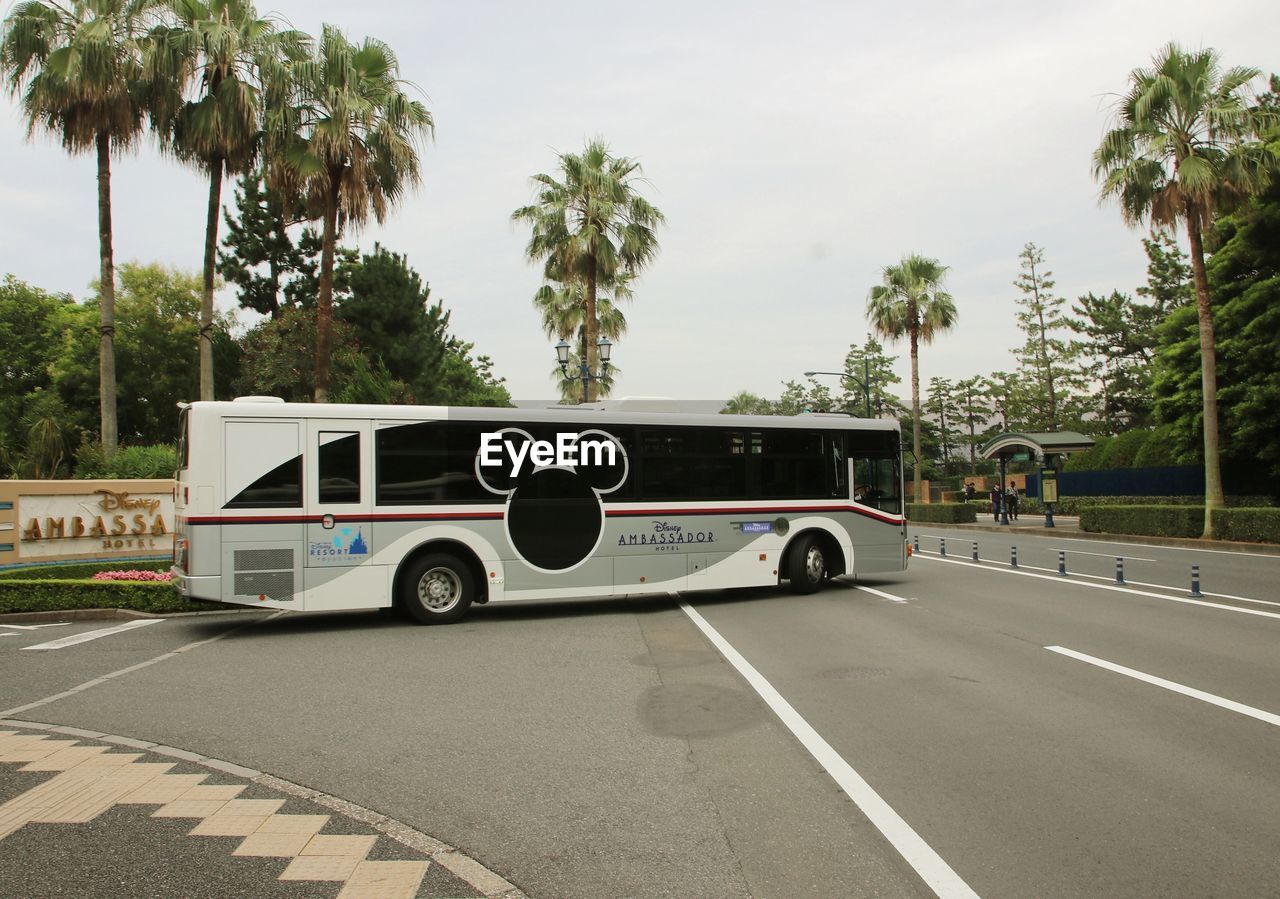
[1190,564,1203,597]
[1115,557,1125,585]
[972,541,979,562]
[913,534,920,553]
[940,537,947,557]
[1058,550,1067,576]
[1011,545,1018,568]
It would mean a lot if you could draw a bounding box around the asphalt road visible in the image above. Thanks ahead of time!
[2,527,1278,897]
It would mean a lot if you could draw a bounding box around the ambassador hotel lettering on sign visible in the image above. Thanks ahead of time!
[18,489,174,558]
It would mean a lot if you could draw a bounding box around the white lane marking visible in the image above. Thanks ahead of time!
[913,553,1280,621]
[0,623,72,630]
[680,600,979,899]
[1047,549,1157,562]
[855,584,910,603]
[2,612,286,718]
[21,619,162,651]
[1036,534,1280,560]
[1045,646,1280,728]
[975,561,1280,610]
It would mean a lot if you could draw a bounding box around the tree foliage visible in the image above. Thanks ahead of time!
[513,139,664,401]
[866,253,957,501]
[1094,42,1276,534]
[1,0,164,456]
[1011,243,1087,430]
[267,23,433,402]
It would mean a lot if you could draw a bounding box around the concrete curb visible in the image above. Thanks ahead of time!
[0,607,264,625]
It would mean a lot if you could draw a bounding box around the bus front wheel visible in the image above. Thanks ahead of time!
[787,536,827,594]
[402,553,474,625]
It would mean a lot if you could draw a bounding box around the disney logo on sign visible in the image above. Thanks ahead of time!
[479,431,618,478]
[95,489,161,514]
[652,521,682,534]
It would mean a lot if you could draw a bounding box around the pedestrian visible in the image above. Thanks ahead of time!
[963,481,975,502]
[990,483,1001,520]
[1006,481,1019,521]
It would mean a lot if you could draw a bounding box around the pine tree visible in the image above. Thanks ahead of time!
[1012,243,1084,430]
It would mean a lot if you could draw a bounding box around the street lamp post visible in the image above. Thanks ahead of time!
[556,336,613,404]
[804,358,873,418]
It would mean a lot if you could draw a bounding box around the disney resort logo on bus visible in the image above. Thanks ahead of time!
[309,527,369,561]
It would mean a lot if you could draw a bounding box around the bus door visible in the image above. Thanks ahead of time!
[303,421,384,610]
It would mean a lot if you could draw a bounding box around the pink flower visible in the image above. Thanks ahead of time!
[91,570,172,582]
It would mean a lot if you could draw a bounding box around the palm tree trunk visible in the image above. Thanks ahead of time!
[1184,209,1224,538]
[585,259,598,402]
[315,174,341,403]
[96,132,118,458]
[200,157,222,402]
[910,329,922,503]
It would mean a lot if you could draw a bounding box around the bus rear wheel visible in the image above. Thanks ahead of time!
[787,535,827,594]
[402,553,474,625]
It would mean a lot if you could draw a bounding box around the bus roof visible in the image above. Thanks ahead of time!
[199,399,901,434]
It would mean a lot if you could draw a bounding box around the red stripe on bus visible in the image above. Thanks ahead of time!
[184,511,504,526]
[605,505,904,525]
[184,506,903,527]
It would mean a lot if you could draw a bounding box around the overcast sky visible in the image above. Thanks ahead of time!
[2,0,1276,403]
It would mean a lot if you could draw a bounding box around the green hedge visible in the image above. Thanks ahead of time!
[1211,509,1280,543]
[906,503,977,523]
[0,580,205,615]
[1048,495,1273,515]
[1079,506,1280,543]
[1080,505,1203,538]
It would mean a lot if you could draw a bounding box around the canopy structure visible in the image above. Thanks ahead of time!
[978,431,1094,527]
[979,431,1095,460]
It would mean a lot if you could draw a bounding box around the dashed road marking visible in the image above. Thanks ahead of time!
[1045,646,1280,728]
[22,619,162,651]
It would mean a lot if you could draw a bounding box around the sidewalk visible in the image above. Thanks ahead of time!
[911,513,1280,555]
[0,721,525,899]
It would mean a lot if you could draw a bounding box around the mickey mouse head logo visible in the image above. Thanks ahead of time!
[475,428,628,572]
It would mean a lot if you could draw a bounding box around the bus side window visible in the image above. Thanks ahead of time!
[224,420,302,509]
[319,432,360,504]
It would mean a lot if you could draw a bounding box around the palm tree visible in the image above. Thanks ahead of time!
[146,0,304,401]
[2,0,162,456]
[268,24,432,402]
[533,271,631,400]
[1094,43,1275,538]
[513,139,664,401]
[866,254,958,503]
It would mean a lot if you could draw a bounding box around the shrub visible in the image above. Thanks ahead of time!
[1211,508,1280,544]
[75,442,178,479]
[1065,437,1111,471]
[906,503,977,523]
[1079,505,1202,538]
[1098,430,1152,470]
[1047,495,1274,515]
[0,579,204,615]
[1132,425,1182,468]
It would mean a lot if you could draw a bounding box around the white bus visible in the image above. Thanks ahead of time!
[172,398,908,623]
